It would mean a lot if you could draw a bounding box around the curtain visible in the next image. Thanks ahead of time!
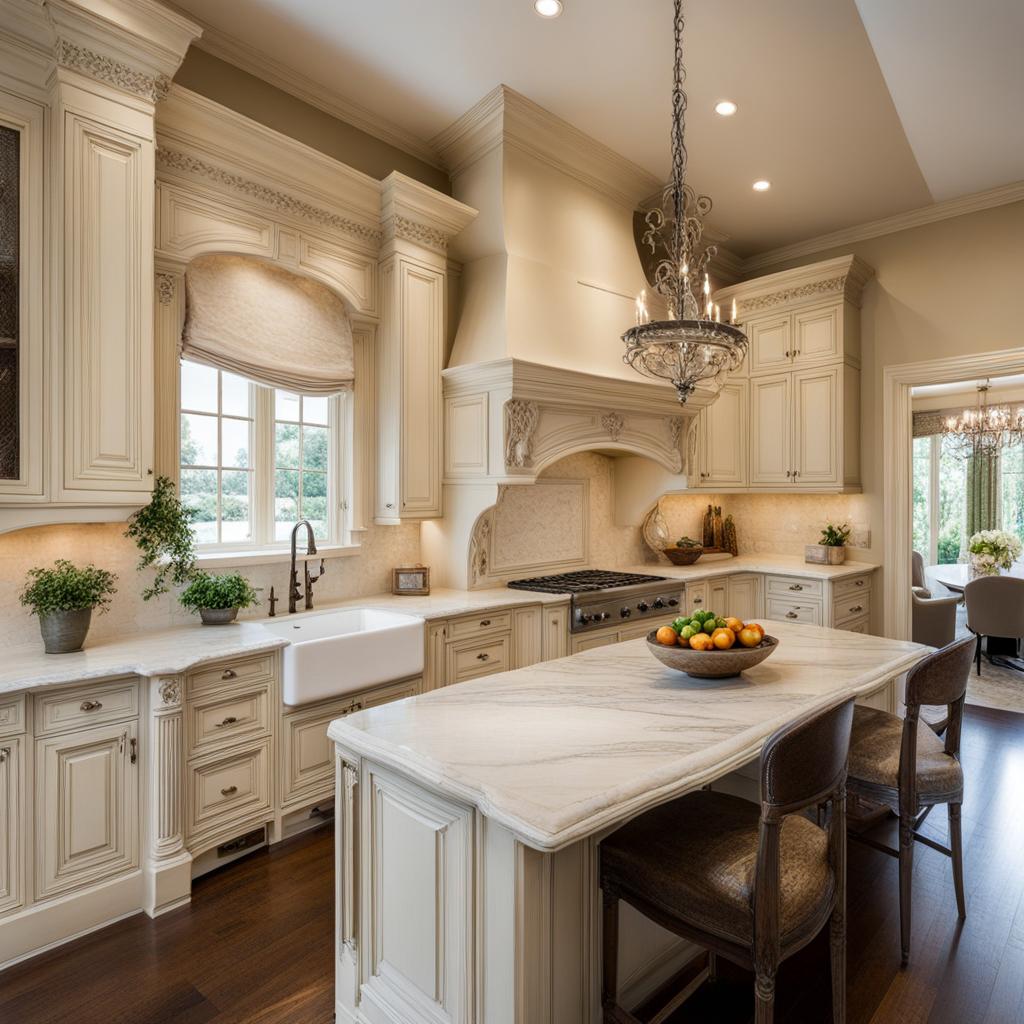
[182,254,354,395]
[966,452,1000,537]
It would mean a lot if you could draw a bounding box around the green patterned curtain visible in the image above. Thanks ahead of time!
[966,452,1000,536]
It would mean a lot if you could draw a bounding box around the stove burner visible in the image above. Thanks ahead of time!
[506,570,670,594]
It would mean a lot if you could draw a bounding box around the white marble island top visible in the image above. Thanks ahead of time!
[329,620,924,852]
[621,554,879,583]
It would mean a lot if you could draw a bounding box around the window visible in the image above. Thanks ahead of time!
[1001,443,1024,538]
[179,360,347,549]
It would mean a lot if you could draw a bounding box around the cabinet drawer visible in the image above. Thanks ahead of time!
[833,591,871,626]
[686,582,708,611]
[0,695,25,738]
[446,610,513,641]
[766,598,823,626]
[765,575,824,600]
[187,683,272,758]
[447,634,511,683]
[571,632,618,654]
[188,653,275,694]
[35,678,139,736]
[833,573,872,600]
[841,616,871,635]
[188,740,271,840]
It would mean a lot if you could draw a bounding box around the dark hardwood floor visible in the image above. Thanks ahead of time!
[3,705,1023,1024]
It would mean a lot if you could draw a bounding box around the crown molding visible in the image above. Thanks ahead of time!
[432,85,662,209]
[742,180,1024,275]
[161,3,444,171]
[380,171,477,254]
[713,254,875,313]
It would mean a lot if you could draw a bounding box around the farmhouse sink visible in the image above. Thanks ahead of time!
[263,608,424,706]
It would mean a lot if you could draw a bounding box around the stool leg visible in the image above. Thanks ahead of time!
[898,813,914,966]
[707,950,718,982]
[754,968,775,1024]
[601,888,619,1014]
[830,905,846,1024]
[949,802,966,919]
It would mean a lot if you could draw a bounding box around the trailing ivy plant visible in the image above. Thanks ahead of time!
[124,475,197,600]
[819,522,852,547]
[178,572,258,613]
[20,560,117,617]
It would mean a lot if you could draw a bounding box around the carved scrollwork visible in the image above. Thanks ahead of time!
[665,416,684,450]
[468,509,494,587]
[156,273,176,305]
[601,412,625,441]
[504,400,540,469]
[55,39,170,102]
[390,215,448,254]
[735,276,847,316]
[158,678,182,707]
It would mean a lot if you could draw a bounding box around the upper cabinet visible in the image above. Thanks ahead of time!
[690,255,872,494]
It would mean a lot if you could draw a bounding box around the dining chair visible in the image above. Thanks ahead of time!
[600,698,855,1024]
[846,635,973,965]
[911,550,930,597]
[912,588,960,649]
[964,575,1024,674]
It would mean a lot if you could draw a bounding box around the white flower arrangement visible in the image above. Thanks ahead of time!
[967,530,1023,576]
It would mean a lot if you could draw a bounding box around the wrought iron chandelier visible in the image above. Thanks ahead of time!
[622,0,747,403]
[941,381,1024,459]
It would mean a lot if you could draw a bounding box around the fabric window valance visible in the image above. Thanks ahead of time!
[913,408,958,438]
[182,254,354,395]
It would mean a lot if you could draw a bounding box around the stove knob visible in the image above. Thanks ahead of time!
[667,598,679,607]
[653,598,665,609]
[637,601,650,612]
[620,607,632,618]
[597,611,610,622]
[578,613,592,625]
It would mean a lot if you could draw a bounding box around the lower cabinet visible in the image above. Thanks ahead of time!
[35,719,139,900]
[187,739,272,849]
[0,738,24,915]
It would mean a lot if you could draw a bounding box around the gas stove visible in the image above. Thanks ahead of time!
[507,570,682,633]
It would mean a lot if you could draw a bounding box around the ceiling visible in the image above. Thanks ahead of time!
[912,374,1024,398]
[171,0,1024,257]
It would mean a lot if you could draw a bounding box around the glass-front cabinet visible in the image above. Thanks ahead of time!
[0,123,19,480]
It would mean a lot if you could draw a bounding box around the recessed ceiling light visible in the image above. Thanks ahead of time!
[752,179,771,192]
[534,0,563,16]
[714,100,738,117]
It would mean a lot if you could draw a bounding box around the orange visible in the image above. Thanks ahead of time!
[738,626,762,648]
[656,625,679,646]
[711,627,736,650]
[724,617,744,633]
[688,632,713,651]
[746,623,765,640]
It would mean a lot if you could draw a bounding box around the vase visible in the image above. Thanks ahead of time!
[199,606,239,625]
[38,608,93,654]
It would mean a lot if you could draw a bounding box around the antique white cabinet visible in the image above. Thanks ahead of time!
[694,380,748,488]
[0,736,23,916]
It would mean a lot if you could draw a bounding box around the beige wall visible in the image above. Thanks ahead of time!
[174,48,449,194]
[750,199,1024,618]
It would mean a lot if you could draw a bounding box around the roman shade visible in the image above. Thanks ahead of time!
[182,254,354,395]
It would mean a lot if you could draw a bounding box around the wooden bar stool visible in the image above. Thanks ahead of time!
[600,698,855,1024]
[846,634,973,966]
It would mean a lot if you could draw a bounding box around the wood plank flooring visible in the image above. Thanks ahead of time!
[3,705,1023,1024]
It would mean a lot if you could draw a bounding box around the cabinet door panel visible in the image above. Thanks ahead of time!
[794,307,839,365]
[750,375,792,486]
[36,721,139,900]
[700,381,748,487]
[0,738,23,915]
[728,574,762,622]
[794,368,839,485]
[749,316,792,374]
[542,605,569,661]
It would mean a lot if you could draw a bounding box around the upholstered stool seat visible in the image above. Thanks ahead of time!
[601,790,834,947]
[849,706,963,801]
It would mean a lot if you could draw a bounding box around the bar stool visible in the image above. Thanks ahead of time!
[846,634,973,966]
[600,698,855,1024]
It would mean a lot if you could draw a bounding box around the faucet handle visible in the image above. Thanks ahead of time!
[267,586,278,617]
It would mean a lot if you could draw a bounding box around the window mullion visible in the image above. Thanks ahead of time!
[253,386,274,546]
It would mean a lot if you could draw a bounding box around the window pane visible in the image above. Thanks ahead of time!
[938,435,967,563]
[912,435,931,560]
[302,425,329,471]
[180,468,217,544]
[275,469,300,539]
[181,413,217,466]
[303,471,328,540]
[181,361,217,413]
[303,395,329,425]
[1003,443,1024,540]
[222,417,250,469]
[221,371,250,418]
[275,390,300,422]
[275,422,301,469]
[220,470,251,543]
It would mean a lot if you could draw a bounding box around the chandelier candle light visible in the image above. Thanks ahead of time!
[622,0,748,402]
[941,381,1024,459]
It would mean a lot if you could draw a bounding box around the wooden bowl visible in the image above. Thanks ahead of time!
[645,631,778,678]
[663,546,703,566]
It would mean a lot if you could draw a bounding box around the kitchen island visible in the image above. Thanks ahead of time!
[328,620,925,1024]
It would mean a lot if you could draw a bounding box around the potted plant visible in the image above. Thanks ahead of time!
[806,523,851,565]
[20,560,117,654]
[179,571,259,625]
[124,475,197,600]
[967,530,1023,579]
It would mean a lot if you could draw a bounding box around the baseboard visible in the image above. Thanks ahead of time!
[620,936,703,1011]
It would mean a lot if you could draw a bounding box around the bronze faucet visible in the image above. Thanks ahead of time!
[289,520,325,613]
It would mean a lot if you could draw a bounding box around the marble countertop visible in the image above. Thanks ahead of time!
[620,554,879,583]
[328,620,924,851]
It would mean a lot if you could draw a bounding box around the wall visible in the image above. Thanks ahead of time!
[0,523,420,650]
[173,48,449,194]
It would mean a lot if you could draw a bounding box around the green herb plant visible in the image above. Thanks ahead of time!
[125,476,197,600]
[178,572,259,613]
[20,560,117,617]
[819,522,852,547]
[675,536,702,548]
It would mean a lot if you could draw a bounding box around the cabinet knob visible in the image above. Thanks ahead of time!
[849,605,863,614]
[477,652,490,661]
[0,747,9,763]
[855,579,865,587]
[480,619,491,627]
[385,503,395,510]
[80,700,103,712]
[216,716,239,728]
[221,669,237,680]
[220,785,238,797]
[784,350,790,358]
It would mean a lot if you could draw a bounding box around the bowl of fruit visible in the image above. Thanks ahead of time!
[648,610,777,678]
[662,536,703,566]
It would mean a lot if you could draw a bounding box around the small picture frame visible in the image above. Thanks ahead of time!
[392,565,431,596]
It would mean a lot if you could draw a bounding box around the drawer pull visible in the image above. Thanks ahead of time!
[80,700,103,712]
[848,605,864,614]
[220,785,238,797]
[788,584,804,591]
[480,619,491,627]
[216,716,239,728]
[692,597,702,605]
[786,611,799,619]
[130,737,138,765]
[0,747,9,763]
[477,652,490,661]
[855,579,865,587]
[221,669,237,680]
